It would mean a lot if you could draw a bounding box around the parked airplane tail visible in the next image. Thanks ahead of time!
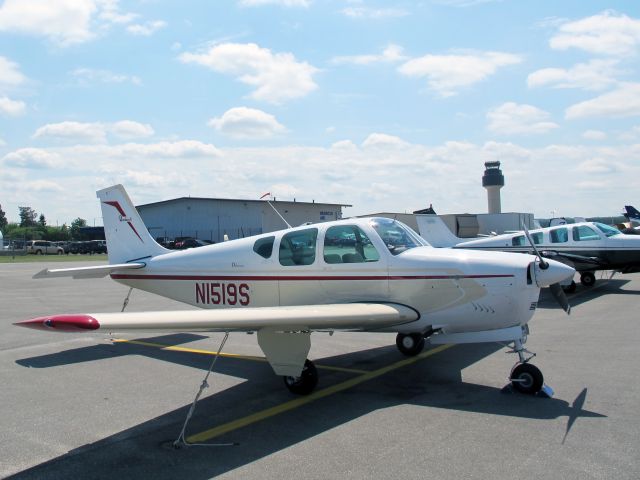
[624,205,640,220]
[415,214,462,247]
[97,185,170,264]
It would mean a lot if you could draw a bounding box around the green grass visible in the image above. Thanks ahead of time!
[0,254,108,264]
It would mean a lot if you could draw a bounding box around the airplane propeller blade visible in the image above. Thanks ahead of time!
[522,223,548,269]
[549,283,571,315]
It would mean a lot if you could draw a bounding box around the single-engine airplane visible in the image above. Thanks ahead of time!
[417,214,640,289]
[15,185,575,396]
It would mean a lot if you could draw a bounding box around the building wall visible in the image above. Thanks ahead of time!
[138,199,344,242]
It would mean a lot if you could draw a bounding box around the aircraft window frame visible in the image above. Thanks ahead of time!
[531,232,543,244]
[512,235,526,246]
[572,225,600,242]
[550,228,568,243]
[594,222,621,237]
[369,218,427,256]
[253,236,275,259]
[279,228,318,266]
[323,225,380,264]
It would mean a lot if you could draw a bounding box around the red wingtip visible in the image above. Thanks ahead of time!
[14,314,100,332]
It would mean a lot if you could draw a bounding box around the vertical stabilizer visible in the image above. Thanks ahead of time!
[415,214,462,248]
[97,185,169,264]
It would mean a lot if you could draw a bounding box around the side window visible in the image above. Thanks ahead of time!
[550,228,568,243]
[512,235,525,246]
[253,236,275,259]
[531,232,543,244]
[279,228,317,266]
[323,225,380,264]
[572,226,600,241]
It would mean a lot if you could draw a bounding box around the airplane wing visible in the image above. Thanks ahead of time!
[15,303,419,333]
[33,263,146,279]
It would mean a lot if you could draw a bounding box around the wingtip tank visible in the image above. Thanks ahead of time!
[14,314,100,332]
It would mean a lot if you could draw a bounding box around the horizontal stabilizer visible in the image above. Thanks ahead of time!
[15,303,419,332]
[33,263,146,280]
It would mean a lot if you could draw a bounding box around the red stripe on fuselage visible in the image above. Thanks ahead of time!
[110,274,514,281]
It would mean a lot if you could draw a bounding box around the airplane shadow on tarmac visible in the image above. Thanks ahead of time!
[538,278,638,310]
[12,335,606,480]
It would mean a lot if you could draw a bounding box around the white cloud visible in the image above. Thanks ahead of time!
[565,83,640,119]
[0,96,26,116]
[331,44,407,66]
[71,68,142,85]
[398,51,522,97]
[33,121,107,143]
[179,42,319,104]
[0,0,98,46]
[239,0,311,6]
[208,107,286,139]
[0,56,27,88]
[3,148,63,168]
[341,7,408,19]
[362,133,409,149]
[550,10,640,57]
[577,158,618,174]
[110,121,154,139]
[26,180,65,192]
[527,59,621,91]
[582,130,607,140]
[98,0,138,24]
[32,120,155,143]
[487,102,559,135]
[126,20,167,36]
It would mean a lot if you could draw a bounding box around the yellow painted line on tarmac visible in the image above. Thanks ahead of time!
[113,338,369,374]
[187,343,453,443]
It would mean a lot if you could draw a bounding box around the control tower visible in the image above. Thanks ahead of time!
[482,161,504,214]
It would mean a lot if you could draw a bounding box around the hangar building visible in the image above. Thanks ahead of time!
[136,196,350,243]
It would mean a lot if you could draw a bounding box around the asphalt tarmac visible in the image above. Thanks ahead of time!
[1,261,638,479]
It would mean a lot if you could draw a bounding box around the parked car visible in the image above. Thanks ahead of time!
[174,238,209,249]
[26,240,64,255]
[87,240,107,254]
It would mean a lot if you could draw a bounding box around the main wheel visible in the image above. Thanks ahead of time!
[283,359,318,395]
[396,333,425,357]
[562,281,577,293]
[580,272,596,287]
[510,363,544,395]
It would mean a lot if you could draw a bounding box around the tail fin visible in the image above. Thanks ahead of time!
[415,214,462,247]
[624,205,640,219]
[97,185,169,264]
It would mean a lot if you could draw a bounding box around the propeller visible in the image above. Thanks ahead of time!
[522,224,572,315]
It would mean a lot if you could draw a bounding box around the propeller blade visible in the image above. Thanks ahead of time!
[549,283,571,315]
[522,223,548,269]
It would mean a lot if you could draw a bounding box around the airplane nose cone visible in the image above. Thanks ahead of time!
[533,259,575,287]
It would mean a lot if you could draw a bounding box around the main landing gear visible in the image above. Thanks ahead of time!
[509,338,544,395]
[396,333,426,356]
[580,271,596,287]
[283,359,318,395]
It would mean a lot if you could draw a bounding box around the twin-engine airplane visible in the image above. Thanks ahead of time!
[15,185,574,396]
[417,214,640,289]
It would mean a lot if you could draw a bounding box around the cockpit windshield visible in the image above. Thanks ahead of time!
[369,218,429,255]
[594,222,621,237]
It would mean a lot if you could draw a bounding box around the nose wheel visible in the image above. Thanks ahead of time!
[510,362,544,394]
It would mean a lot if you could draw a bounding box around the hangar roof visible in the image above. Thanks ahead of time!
[137,196,351,208]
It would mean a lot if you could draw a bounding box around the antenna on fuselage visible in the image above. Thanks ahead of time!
[260,192,292,229]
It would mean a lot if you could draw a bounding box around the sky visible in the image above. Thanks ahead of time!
[1,0,640,226]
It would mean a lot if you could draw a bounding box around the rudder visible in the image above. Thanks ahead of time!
[97,185,169,264]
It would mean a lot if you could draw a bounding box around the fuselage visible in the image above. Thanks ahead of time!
[110,217,572,335]
[454,221,640,273]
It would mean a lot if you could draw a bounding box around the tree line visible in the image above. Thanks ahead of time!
[0,204,88,241]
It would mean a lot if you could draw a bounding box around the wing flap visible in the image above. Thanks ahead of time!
[15,303,419,332]
[33,263,146,279]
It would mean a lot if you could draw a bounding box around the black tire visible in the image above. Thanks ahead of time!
[562,281,577,293]
[283,359,318,395]
[510,363,544,395]
[396,333,425,357]
[580,272,596,287]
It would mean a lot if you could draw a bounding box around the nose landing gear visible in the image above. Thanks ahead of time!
[509,337,548,395]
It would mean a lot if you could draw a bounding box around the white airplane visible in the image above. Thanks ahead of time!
[15,185,574,396]
[417,215,640,289]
